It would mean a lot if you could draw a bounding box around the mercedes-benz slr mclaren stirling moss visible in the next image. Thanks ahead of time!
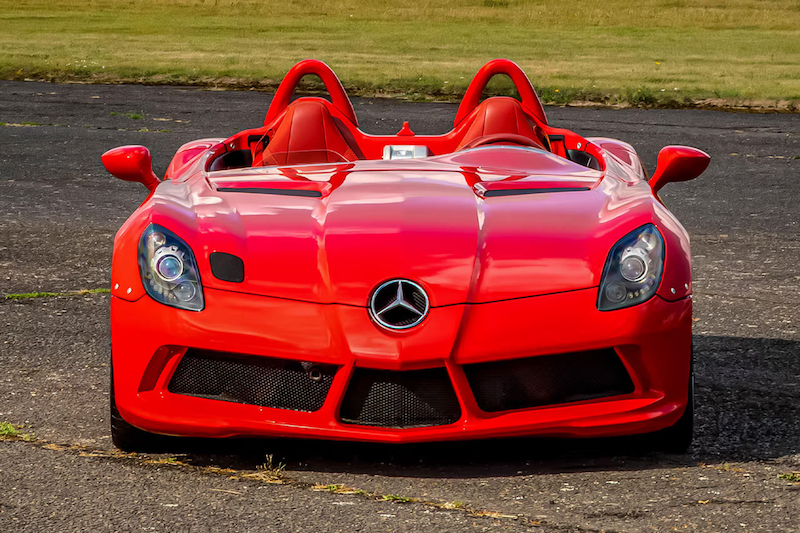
[103,59,710,452]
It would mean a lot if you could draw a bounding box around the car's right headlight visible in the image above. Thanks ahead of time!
[597,224,664,311]
[138,224,204,311]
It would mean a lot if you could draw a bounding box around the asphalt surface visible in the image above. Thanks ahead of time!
[1,82,798,532]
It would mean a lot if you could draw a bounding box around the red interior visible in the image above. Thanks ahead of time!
[207,59,604,172]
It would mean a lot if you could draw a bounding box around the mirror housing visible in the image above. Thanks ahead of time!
[649,146,710,194]
[101,145,160,191]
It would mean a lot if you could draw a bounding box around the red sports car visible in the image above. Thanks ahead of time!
[103,59,710,452]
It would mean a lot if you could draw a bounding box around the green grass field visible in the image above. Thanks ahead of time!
[1,0,798,109]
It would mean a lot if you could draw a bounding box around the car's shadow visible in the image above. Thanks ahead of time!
[146,335,800,478]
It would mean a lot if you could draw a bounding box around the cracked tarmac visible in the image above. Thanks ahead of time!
[0,81,798,532]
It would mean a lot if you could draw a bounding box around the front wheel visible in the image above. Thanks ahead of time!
[110,367,162,452]
[654,373,694,453]
[647,352,694,454]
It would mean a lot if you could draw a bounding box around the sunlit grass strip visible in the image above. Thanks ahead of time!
[4,288,111,300]
[0,0,798,108]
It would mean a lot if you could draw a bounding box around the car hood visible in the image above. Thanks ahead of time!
[148,147,658,306]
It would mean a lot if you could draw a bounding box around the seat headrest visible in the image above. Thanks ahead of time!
[457,97,545,151]
[259,99,362,166]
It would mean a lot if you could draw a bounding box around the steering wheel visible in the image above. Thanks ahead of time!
[459,133,544,151]
[264,59,358,127]
[454,59,548,127]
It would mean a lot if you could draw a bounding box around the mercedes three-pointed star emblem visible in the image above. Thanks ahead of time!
[369,279,430,330]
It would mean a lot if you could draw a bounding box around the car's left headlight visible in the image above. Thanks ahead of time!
[597,223,664,311]
[138,224,204,311]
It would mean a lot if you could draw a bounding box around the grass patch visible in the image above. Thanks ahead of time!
[712,463,747,473]
[0,421,18,438]
[310,483,366,495]
[4,288,110,300]
[1,122,51,127]
[382,494,416,503]
[0,0,798,108]
[0,421,36,442]
[148,456,183,466]
[315,484,345,492]
[110,111,144,120]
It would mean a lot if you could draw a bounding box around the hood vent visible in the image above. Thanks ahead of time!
[474,181,592,198]
[216,187,323,198]
[209,175,332,198]
[480,186,590,197]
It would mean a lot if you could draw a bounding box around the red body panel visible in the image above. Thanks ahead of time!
[112,289,691,442]
[108,59,704,443]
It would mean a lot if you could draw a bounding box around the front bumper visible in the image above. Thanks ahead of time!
[111,287,692,443]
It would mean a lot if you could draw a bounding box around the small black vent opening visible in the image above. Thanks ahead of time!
[464,349,634,413]
[340,367,461,428]
[168,349,338,412]
[483,187,590,197]
[216,187,322,197]
[210,252,245,283]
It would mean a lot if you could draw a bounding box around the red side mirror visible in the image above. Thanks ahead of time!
[101,145,160,191]
[649,146,710,194]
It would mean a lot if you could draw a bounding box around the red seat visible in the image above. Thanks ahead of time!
[257,99,362,166]
[457,97,546,151]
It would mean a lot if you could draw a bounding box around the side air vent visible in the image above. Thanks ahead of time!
[481,186,590,197]
[168,349,338,412]
[216,187,323,198]
[464,348,634,413]
[209,252,245,283]
[340,367,461,428]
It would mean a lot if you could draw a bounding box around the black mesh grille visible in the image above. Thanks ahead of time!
[340,368,461,428]
[464,349,635,413]
[168,349,338,412]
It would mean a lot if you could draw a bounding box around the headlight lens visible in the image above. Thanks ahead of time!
[597,224,664,311]
[138,224,204,311]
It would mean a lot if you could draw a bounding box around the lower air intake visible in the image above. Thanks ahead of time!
[168,349,338,412]
[340,368,461,428]
[464,348,634,413]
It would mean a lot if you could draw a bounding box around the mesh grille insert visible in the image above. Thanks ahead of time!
[340,368,461,428]
[464,348,634,413]
[168,349,338,412]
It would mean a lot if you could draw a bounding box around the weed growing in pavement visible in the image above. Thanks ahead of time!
[258,454,286,477]
[110,111,144,120]
[0,422,36,442]
[714,463,746,473]
[4,288,110,300]
[444,500,466,509]
[382,494,416,503]
[311,484,369,495]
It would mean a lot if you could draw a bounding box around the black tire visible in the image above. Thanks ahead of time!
[110,367,161,452]
[648,354,694,454]
[655,373,694,453]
